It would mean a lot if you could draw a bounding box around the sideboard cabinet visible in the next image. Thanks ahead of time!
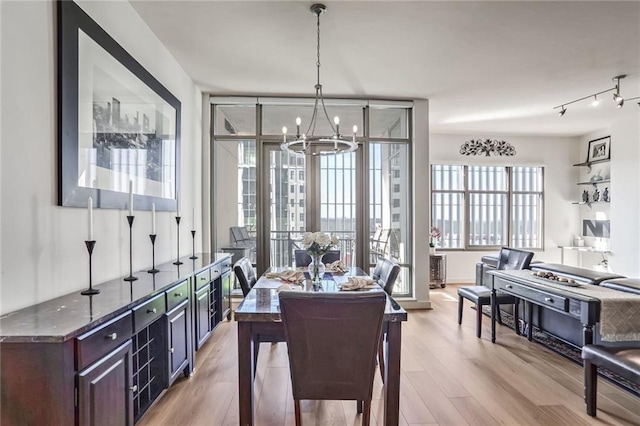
[0,253,230,425]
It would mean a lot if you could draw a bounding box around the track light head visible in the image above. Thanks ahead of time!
[558,106,567,116]
[616,97,624,108]
[591,95,600,107]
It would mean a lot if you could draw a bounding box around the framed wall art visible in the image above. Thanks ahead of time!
[57,0,181,211]
[586,136,610,163]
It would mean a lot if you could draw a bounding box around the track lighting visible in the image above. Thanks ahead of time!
[553,74,640,116]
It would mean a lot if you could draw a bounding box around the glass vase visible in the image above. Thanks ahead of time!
[308,253,326,284]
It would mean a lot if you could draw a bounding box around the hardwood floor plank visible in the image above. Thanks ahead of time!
[397,372,437,424]
[448,397,499,426]
[255,367,289,425]
[406,371,469,425]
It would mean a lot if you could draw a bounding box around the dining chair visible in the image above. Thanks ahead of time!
[371,258,385,281]
[233,257,256,297]
[294,249,341,267]
[374,258,400,382]
[234,257,283,367]
[457,247,534,338]
[279,291,386,426]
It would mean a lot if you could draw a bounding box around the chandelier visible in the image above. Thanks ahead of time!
[281,4,358,156]
[459,139,516,157]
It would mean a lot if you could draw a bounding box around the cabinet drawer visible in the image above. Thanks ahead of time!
[497,279,569,311]
[76,311,133,370]
[220,258,232,273]
[166,280,189,311]
[194,268,211,290]
[133,294,166,333]
[211,264,222,281]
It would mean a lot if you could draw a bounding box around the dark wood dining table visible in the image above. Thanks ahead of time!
[234,267,407,425]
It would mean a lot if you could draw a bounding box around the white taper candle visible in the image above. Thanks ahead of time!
[88,196,93,240]
[128,180,133,216]
[151,203,156,234]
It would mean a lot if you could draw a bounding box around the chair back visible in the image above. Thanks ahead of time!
[234,257,256,296]
[230,226,244,245]
[497,247,534,271]
[371,258,385,281]
[294,249,340,267]
[279,291,386,402]
[376,259,401,295]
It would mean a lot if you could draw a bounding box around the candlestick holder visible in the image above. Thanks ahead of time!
[173,216,183,265]
[124,215,138,281]
[190,230,198,259]
[81,240,100,295]
[148,234,159,273]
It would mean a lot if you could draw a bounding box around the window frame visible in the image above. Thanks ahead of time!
[431,164,544,251]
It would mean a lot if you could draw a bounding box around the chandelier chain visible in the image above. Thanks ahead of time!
[316,12,321,83]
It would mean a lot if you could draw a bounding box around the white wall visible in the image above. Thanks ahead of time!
[410,100,431,308]
[0,1,202,314]
[609,114,640,276]
[429,133,580,283]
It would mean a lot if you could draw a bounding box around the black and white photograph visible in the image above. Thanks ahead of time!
[587,136,611,162]
[58,0,181,210]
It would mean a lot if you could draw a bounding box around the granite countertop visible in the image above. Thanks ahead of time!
[0,253,230,343]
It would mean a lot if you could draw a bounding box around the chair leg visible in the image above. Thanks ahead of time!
[378,334,385,384]
[362,400,371,426]
[294,400,302,425]
[584,359,598,416]
[527,301,533,341]
[475,303,482,338]
[458,296,463,325]
[513,300,520,336]
[496,305,503,325]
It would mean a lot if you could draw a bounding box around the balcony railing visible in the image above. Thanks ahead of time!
[269,230,356,268]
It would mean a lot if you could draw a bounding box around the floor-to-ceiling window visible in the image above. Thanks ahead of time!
[212,98,413,296]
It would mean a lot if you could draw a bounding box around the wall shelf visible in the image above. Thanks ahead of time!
[576,179,610,186]
[573,158,610,172]
[571,201,610,207]
[573,158,610,167]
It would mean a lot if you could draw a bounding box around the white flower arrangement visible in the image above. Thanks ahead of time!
[302,231,339,257]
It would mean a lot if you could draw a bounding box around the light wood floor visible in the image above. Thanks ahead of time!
[139,284,640,425]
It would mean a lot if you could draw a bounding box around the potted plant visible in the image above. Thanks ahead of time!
[429,226,441,254]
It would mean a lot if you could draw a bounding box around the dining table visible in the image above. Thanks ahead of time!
[234,267,407,425]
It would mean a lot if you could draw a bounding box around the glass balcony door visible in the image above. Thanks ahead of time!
[258,143,359,272]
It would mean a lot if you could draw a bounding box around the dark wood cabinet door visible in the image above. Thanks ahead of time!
[221,270,232,320]
[195,285,211,349]
[78,340,133,426]
[167,299,190,384]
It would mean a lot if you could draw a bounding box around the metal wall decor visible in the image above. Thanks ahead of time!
[459,139,516,157]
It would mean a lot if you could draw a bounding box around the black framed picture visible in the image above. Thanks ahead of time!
[57,0,181,211]
[586,136,610,163]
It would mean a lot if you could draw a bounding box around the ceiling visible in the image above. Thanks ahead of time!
[129,1,640,137]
